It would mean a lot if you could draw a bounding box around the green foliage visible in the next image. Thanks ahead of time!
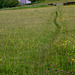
[0,0,4,8]
[0,5,50,11]
[29,0,42,3]
[0,0,19,8]
[7,0,19,7]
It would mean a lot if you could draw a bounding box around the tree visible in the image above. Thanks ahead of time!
[0,0,19,8]
[7,0,19,7]
[29,0,40,3]
[0,0,4,8]
[3,0,9,7]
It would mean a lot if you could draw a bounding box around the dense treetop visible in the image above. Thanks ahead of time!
[0,0,19,8]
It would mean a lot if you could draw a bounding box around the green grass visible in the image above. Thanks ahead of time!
[0,0,75,11]
[0,5,50,11]
[0,5,75,75]
[36,0,75,4]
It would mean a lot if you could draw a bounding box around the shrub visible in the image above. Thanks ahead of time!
[29,0,42,3]
[0,0,4,8]
[0,0,19,8]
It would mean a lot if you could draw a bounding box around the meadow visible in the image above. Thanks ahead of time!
[37,0,75,4]
[0,5,75,75]
[0,0,75,11]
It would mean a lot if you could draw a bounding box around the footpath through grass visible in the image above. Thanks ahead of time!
[0,6,75,75]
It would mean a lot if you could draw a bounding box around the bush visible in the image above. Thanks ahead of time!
[0,0,19,8]
[0,0,4,8]
[29,0,43,3]
[7,0,19,7]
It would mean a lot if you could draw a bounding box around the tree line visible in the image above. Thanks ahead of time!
[0,0,19,8]
[0,0,44,8]
[29,0,41,2]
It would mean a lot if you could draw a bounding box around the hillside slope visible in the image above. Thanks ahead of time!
[0,5,75,75]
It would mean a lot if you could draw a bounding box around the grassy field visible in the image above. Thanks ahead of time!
[0,5,50,11]
[0,0,75,11]
[0,5,75,75]
[37,0,75,4]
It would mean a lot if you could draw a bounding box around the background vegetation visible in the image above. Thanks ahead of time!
[29,0,43,2]
[0,0,75,9]
[0,0,19,8]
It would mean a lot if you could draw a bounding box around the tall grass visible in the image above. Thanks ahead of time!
[0,6,75,75]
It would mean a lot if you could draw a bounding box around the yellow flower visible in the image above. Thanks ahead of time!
[72,59,75,61]
[65,40,68,43]
[54,43,55,45]
[63,43,65,46]
[23,49,24,50]
[0,58,2,61]
[9,35,10,37]
[68,41,70,43]
[21,42,23,44]
[52,56,53,57]
[67,53,69,55]
[49,62,50,63]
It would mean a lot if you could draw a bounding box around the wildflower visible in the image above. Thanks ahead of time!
[68,71,70,73]
[63,43,65,46]
[52,56,53,57]
[0,58,2,61]
[52,69,54,71]
[69,41,70,43]
[46,70,48,74]
[72,59,75,62]
[21,42,23,44]
[61,70,63,72]
[67,53,69,55]
[69,64,70,65]
[54,43,55,44]
[23,49,24,50]
[9,35,10,37]
[65,41,67,42]
[49,62,50,63]
[72,59,74,61]
[62,40,63,42]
